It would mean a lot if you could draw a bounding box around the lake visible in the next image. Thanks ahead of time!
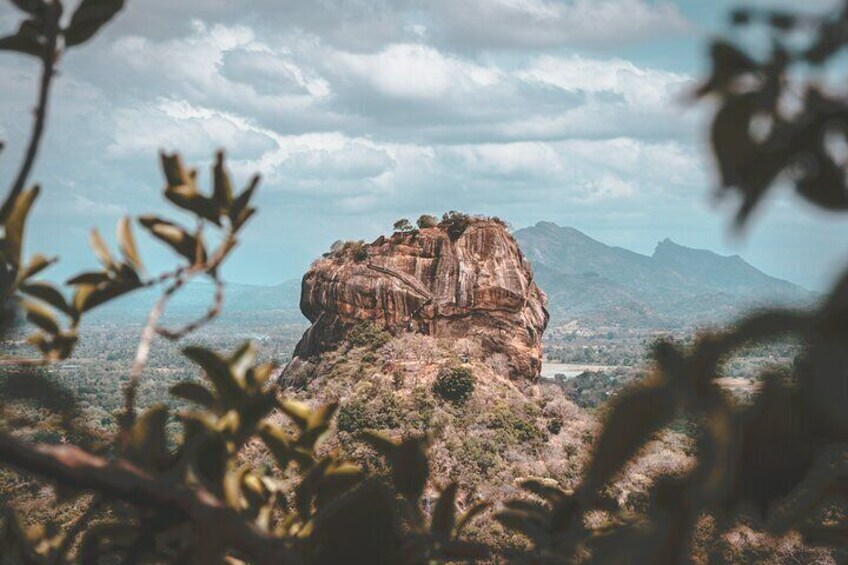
[540,362,615,380]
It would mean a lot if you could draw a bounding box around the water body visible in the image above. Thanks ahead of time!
[540,363,614,380]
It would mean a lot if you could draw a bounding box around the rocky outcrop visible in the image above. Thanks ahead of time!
[286,216,549,380]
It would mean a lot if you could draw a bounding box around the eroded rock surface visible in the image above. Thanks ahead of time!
[286,217,549,380]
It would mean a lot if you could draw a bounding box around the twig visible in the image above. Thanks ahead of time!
[0,434,301,564]
[0,3,61,223]
[120,271,189,446]
[50,496,102,565]
[155,276,225,340]
[121,232,236,442]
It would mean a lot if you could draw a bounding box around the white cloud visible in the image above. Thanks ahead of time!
[442,142,564,181]
[423,0,690,50]
[106,99,277,159]
[90,20,699,146]
[518,55,690,109]
[108,21,337,133]
[333,44,501,100]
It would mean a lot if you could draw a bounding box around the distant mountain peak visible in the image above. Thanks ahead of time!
[652,237,750,268]
[654,237,701,257]
[531,221,583,236]
[534,220,560,230]
[514,221,814,329]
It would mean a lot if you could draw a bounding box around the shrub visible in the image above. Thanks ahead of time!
[393,218,413,233]
[352,242,369,262]
[416,214,438,229]
[375,392,403,429]
[329,240,369,262]
[347,321,391,350]
[458,436,501,476]
[486,403,544,445]
[407,386,437,431]
[440,211,471,240]
[392,370,405,390]
[432,366,476,405]
[336,400,371,433]
[336,393,402,434]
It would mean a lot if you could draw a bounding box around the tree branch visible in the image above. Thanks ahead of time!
[122,232,236,437]
[50,496,101,565]
[0,4,61,223]
[155,276,224,340]
[0,434,300,564]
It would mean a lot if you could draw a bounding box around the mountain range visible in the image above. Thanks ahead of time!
[514,221,814,329]
[86,221,814,331]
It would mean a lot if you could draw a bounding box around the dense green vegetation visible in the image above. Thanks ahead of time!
[432,366,476,406]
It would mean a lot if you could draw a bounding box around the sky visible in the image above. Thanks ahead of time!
[1,0,847,291]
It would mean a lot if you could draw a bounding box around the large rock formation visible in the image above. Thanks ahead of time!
[286,216,549,380]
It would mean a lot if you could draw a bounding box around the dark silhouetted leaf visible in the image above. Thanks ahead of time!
[127,405,170,471]
[520,478,568,507]
[279,399,311,430]
[229,175,260,230]
[89,228,114,269]
[584,382,675,493]
[17,253,55,282]
[170,382,217,411]
[213,150,233,209]
[0,19,44,57]
[20,281,72,317]
[193,433,228,496]
[455,502,490,537]
[64,0,125,47]
[259,424,297,471]
[138,216,205,263]
[431,482,458,538]
[695,40,758,98]
[4,185,39,268]
[66,271,110,286]
[362,430,397,458]
[117,216,143,272]
[183,346,243,405]
[10,0,40,14]
[392,437,429,501]
[315,463,363,508]
[727,381,817,514]
[768,12,797,31]
[23,300,59,335]
[730,9,751,26]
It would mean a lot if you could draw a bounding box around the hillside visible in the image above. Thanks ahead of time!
[514,222,815,329]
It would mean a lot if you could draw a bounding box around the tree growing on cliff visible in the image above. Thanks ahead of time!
[417,214,439,229]
[392,218,414,233]
[440,211,471,240]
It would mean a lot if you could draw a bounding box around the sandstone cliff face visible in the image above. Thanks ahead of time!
[287,217,549,380]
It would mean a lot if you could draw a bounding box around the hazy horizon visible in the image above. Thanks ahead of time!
[207,219,820,292]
